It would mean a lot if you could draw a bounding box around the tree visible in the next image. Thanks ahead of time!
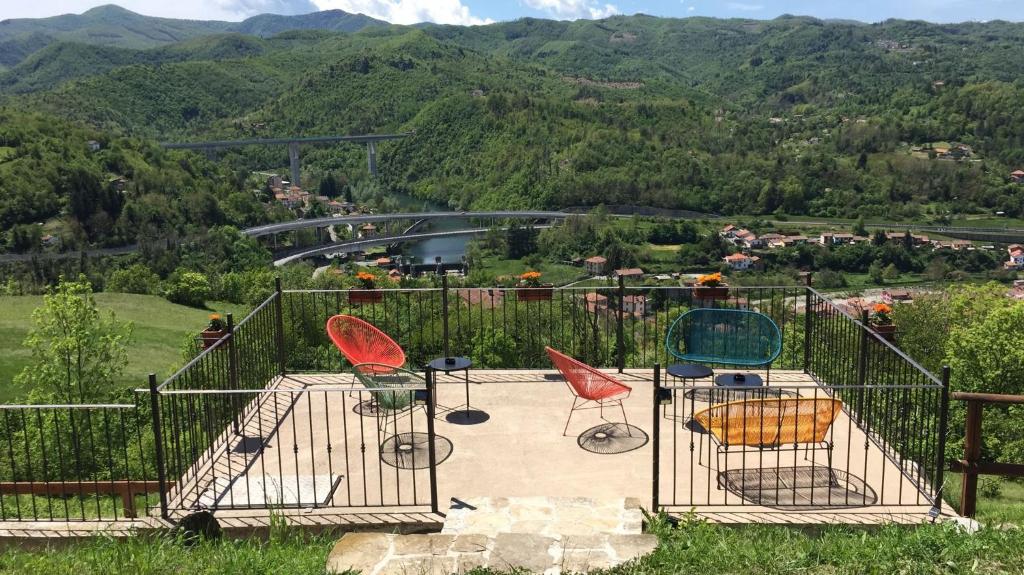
[14,276,132,402]
[107,263,160,295]
[164,269,211,308]
[882,263,900,281]
[868,260,885,284]
[852,216,868,237]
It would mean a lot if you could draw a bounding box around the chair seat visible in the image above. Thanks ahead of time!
[667,363,714,379]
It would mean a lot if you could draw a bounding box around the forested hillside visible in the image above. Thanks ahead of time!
[2,11,1024,239]
[0,111,277,253]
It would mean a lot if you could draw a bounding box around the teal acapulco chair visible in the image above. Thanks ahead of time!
[665,308,783,384]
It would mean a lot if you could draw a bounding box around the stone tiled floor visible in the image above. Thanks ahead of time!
[167,369,945,526]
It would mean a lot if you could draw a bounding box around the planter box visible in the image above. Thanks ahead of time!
[349,290,384,304]
[872,324,897,341]
[199,328,227,350]
[693,285,730,300]
[517,285,554,301]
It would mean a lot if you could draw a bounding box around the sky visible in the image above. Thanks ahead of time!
[0,0,1020,25]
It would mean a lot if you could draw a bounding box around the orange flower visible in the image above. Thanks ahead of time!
[520,271,542,280]
[697,272,723,287]
[873,303,892,314]
[208,313,221,321]
[356,271,375,281]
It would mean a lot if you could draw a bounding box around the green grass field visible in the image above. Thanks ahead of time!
[0,293,248,403]
[476,254,586,286]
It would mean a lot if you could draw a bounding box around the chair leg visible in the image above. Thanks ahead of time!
[563,396,581,436]
[617,400,632,437]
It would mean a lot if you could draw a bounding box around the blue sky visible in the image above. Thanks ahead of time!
[2,0,1020,24]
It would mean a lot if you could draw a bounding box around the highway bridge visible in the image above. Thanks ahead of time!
[244,211,569,238]
[160,133,412,185]
[273,227,550,267]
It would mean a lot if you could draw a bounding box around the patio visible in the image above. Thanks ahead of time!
[166,367,945,526]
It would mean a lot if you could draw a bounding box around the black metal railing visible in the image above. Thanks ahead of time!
[0,278,951,522]
[281,280,810,373]
[0,402,156,521]
[156,384,437,515]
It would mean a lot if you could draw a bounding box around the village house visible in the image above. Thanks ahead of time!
[719,224,737,238]
[723,253,760,271]
[86,140,101,152]
[266,175,284,190]
[584,255,608,276]
[583,292,609,313]
[1012,170,1024,183]
[786,235,809,245]
[360,223,379,238]
[375,257,392,268]
[819,232,854,246]
[1006,244,1024,270]
[622,295,647,317]
[727,229,759,248]
[614,267,644,280]
[388,268,403,281]
[40,234,60,248]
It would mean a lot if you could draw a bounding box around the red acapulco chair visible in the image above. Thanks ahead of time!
[545,346,632,436]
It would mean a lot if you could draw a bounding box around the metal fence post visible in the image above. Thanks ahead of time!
[652,363,661,512]
[803,273,813,373]
[441,275,451,359]
[855,309,870,425]
[616,275,625,373]
[148,373,169,521]
[934,365,951,516]
[425,367,440,515]
[274,277,287,376]
[226,313,240,434]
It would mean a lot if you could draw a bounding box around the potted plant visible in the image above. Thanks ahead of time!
[200,313,228,349]
[349,271,384,304]
[516,271,554,301]
[869,302,896,341]
[693,272,729,300]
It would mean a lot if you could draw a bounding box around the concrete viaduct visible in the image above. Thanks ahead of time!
[160,133,413,187]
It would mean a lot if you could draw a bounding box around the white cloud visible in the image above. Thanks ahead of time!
[310,0,492,25]
[522,0,620,20]
[726,2,764,11]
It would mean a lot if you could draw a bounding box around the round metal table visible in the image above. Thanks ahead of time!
[428,357,488,425]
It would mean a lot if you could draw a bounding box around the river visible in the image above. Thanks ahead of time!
[388,192,469,265]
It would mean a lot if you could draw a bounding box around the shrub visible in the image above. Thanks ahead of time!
[816,269,848,289]
[106,264,160,295]
[163,269,211,308]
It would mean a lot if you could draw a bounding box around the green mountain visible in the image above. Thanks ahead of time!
[3,14,1024,231]
[232,9,387,37]
[0,5,386,70]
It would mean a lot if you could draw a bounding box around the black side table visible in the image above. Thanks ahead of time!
[665,363,714,418]
[714,373,764,388]
[428,357,489,425]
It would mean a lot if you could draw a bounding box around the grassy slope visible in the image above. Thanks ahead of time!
[0,293,247,402]
[2,514,1024,574]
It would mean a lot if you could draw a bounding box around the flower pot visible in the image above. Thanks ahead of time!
[199,328,227,350]
[871,324,897,341]
[517,285,554,301]
[349,289,384,304]
[694,285,730,300]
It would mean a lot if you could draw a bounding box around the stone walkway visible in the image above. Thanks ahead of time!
[326,497,658,574]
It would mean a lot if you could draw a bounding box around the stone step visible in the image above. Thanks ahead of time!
[442,496,645,537]
[326,497,656,574]
[326,531,658,575]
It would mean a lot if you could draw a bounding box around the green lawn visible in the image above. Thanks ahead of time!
[3,512,1024,574]
[476,254,586,286]
[0,293,248,403]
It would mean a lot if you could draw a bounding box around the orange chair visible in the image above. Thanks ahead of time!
[545,346,632,436]
[694,398,842,475]
[326,314,406,375]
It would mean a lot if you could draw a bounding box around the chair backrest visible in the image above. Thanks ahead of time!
[545,346,631,401]
[694,398,842,447]
[354,366,424,411]
[326,315,405,373]
[666,308,782,367]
